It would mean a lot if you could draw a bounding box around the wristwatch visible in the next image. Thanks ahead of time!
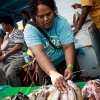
[3,54,6,57]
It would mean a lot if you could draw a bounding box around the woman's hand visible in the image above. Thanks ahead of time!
[73,28,79,35]
[50,72,69,93]
[64,68,73,80]
[0,54,6,62]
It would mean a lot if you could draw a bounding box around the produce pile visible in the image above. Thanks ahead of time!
[29,79,100,100]
[29,80,82,100]
[1,79,100,100]
[82,79,100,100]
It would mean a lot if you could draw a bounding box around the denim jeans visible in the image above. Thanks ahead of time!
[0,58,25,86]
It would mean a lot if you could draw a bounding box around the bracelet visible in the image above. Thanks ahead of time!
[67,65,73,70]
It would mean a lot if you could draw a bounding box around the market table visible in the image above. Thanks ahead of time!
[0,82,86,99]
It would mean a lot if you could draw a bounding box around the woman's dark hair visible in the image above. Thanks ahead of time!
[21,11,30,19]
[29,0,58,21]
[0,15,14,26]
[21,11,28,15]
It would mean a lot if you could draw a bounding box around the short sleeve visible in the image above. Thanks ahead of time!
[24,24,42,47]
[58,19,74,44]
[14,29,24,44]
[82,0,93,7]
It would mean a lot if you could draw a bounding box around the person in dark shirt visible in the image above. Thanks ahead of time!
[21,11,30,29]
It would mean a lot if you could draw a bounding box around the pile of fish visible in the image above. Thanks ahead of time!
[82,79,100,100]
[1,92,30,100]
[29,80,82,100]
[2,79,100,100]
[73,11,80,28]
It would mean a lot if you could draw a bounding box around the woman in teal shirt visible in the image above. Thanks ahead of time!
[24,0,75,92]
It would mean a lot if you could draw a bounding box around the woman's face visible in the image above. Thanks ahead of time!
[1,23,10,32]
[35,4,55,31]
[22,13,28,19]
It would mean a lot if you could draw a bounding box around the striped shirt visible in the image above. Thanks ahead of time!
[2,28,27,62]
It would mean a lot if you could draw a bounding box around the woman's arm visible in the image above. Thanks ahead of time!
[62,43,75,80]
[0,44,23,62]
[30,44,57,76]
[62,43,75,66]
[5,44,23,57]
[0,35,4,55]
[29,44,68,92]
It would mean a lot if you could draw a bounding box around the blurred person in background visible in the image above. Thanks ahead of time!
[72,0,100,34]
[0,15,27,86]
[21,11,30,29]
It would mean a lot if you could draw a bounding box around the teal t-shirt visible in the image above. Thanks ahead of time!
[24,15,74,66]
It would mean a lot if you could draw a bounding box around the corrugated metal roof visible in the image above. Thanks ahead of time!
[0,0,29,22]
